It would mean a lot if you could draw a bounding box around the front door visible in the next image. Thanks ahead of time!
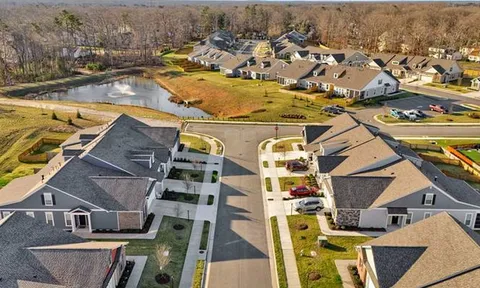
[391,216,399,225]
[76,215,88,228]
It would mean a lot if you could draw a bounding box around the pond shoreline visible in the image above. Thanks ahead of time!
[0,67,150,97]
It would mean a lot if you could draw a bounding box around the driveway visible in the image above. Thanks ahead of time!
[186,123,301,288]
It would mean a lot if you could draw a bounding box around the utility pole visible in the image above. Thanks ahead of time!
[275,123,279,139]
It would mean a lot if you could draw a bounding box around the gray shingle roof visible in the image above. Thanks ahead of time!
[82,114,176,178]
[371,246,426,288]
[303,125,331,144]
[90,176,150,211]
[0,213,85,288]
[420,161,480,207]
[330,176,394,209]
[317,156,347,173]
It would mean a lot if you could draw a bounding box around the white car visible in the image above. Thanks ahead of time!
[293,197,323,214]
[403,110,418,121]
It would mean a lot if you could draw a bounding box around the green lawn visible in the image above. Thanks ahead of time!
[192,260,205,288]
[265,177,272,192]
[434,163,480,190]
[211,170,218,183]
[30,143,61,155]
[401,139,480,147]
[112,216,193,288]
[263,161,269,168]
[273,138,303,153]
[287,215,371,288]
[214,139,223,155]
[153,67,340,122]
[276,160,288,168]
[200,221,210,250]
[460,149,480,163]
[413,149,448,159]
[181,134,211,154]
[0,105,105,188]
[279,177,305,191]
[271,217,288,288]
[425,82,470,93]
[207,195,214,205]
[261,140,271,150]
[165,192,199,204]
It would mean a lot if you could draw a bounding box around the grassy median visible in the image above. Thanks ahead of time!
[271,216,288,288]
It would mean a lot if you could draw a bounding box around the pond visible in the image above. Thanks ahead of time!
[36,76,211,118]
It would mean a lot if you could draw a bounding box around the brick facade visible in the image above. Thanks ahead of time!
[335,209,360,226]
[118,212,142,230]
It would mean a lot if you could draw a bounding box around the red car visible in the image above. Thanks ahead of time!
[285,160,308,171]
[429,104,448,114]
[289,185,318,197]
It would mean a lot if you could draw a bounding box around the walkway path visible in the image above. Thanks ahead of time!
[179,135,223,288]
[335,260,356,288]
[260,137,306,288]
[126,256,148,288]
[316,214,387,237]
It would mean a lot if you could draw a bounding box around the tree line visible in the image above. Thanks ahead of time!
[1,2,480,86]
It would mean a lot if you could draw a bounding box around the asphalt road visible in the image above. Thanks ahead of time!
[187,123,301,288]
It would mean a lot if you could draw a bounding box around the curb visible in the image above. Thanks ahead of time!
[373,114,480,126]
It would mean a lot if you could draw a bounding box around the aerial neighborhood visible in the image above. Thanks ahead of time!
[1,2,480,288]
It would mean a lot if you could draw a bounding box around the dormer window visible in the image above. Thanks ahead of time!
[392,61,399,65]
[333,73,339,79]
[378,79,383,85]
[313,71,318,76]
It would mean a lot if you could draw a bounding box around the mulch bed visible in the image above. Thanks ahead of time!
[116,260,135,288]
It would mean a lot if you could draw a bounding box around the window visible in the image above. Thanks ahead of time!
[26,211,35,218]
[465,213,473,227]
[423,193,435,206]
[2,211,11,218]
[405,212,413,225]
[424,212,431,219]
[64,212,72,227]
[43,193,53,206]
[378,79,383,85]
[45,212,54,226]
[333,73,339,78]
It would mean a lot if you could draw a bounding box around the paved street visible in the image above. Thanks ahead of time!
[187,123,301,288]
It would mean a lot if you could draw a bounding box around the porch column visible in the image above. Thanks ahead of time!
[71,214,76,232]
[88,214,92,233]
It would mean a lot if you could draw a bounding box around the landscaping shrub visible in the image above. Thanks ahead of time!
[296,223,309,230]
[468,112,480,119]
[229,115,250,119]
[51,111,58,120]
[76,110,82,119]
[280,113,306,119]
[85,62,105,71]
[211,171,218,183]
[67,117,73,125]
[251,108,267,113]
[348,265,365,288]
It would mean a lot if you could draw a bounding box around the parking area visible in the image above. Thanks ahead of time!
[384,95,471,116]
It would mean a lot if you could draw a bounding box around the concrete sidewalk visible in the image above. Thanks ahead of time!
[126,256,148,288]
[335,260,356,288]
[261,138,303,288]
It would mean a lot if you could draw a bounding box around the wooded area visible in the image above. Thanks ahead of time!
[1,2,480,86]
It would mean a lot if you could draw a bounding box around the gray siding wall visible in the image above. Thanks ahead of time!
[407,209,478,228]
[0,185,97,210]
[359,209,387,228]
[91,211,119,230]
[382,187,478,210]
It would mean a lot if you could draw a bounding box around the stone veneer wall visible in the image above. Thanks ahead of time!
[334,209,360,227]
[118,212,142,230]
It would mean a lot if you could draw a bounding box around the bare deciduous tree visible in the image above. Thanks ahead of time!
[155,244,171,272]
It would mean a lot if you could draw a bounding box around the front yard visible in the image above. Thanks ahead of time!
[180,134,211,154]
[272,138,304,152]
[287,215,371,288]
[278,177,305,191]
[117,216,193,288]
[424,82,471,93]
[167,168,205,183]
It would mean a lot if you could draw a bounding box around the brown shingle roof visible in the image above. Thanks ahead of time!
[277,60,318,80]
[361,212,480,288]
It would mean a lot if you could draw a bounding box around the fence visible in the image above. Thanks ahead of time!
[464,69,480,78]
[442,169,480,184]
[444,146,480,177]
[18,138,64,163]
[417,154,460,166]
[399,142,443,152]
[277,88,318,100]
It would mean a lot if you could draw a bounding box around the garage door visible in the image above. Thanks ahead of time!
[421,75,433,82]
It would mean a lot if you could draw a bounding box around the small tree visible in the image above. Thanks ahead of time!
[76,110,82,119]
[67,117,73,125]
[264,89,268,97]
[51,111,58,120]
[183,174,193,194]
[155,244,171,272]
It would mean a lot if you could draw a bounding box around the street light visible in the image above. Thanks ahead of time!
[275,123,279,139]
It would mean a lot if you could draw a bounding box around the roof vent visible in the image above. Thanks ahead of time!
[434,176,438,182]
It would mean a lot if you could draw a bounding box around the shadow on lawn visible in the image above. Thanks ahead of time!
[325,243,347,252]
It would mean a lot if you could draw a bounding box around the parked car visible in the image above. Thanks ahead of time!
[390,108,405,119]
[289,185,318,197]
[429,104,448,114]
[322,105,341,114]
[293,197,324,213]
[285,160,308,171]
[410,109,427,118]
[331,104,346,112]
[403,110,418,121]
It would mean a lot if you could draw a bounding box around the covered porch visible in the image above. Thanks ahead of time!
[386,207,409,231]
[69,206,93,233]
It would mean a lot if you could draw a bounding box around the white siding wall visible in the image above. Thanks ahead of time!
[362,72,399,99]
[359,209,387,228]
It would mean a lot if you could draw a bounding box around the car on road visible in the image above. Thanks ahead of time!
[285,160,308,171]
[289,185,318,197]
[331,104,346,112]
[293,197,324,213]
[403,110,418,121]
[322,105,342,114]
[410,109,427,118]
[390,108,405,119]
[429,104,448,114]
